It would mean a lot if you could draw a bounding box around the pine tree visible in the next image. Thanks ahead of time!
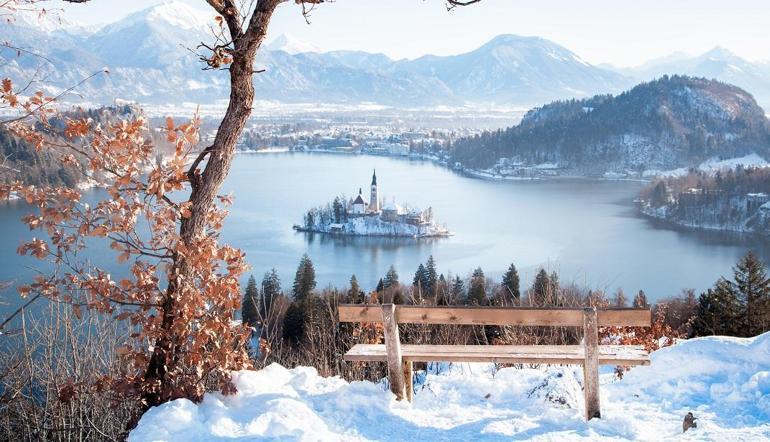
[531,269,550,306]
[260,269,281,318]
[348,274,364,303]
[451,275,465,304]
[691,278,741,337]
[633,290,649,308]
[376,278,384,293]
[384,265,399,289]
[332,196,343,224]
[501,263,520,305]
[426,255,438,298]
[242,274,259,327]
[413,263,428,299]
[468,267,486,305]
[292,254,317,301]
[436,273,448,304]
[733,251,770,336]
[283,302,305,344]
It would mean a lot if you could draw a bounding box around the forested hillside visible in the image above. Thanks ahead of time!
[451,76,770,176]
[0,104,142,187]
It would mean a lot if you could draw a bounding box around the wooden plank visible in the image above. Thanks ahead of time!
[583,307,601,421]
[343,344,650,366]
[403,361,413,402]
[338,305,651,327]
[381,304,406,401]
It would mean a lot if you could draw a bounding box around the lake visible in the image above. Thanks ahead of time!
[1,152,768,317]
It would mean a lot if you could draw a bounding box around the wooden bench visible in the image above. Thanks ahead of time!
[339,304,651,420]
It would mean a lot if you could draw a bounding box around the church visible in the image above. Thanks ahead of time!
[350,169,381,216]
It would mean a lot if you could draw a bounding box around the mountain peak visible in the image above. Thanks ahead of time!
[265,33,321,54]
[702,46,738,60]
[113,0,214,33]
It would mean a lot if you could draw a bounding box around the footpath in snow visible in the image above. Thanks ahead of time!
[130,333,770,441]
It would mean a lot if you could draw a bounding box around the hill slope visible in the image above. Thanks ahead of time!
[129,332,770,441]
[628,47,770,112]
[451,76,770,176]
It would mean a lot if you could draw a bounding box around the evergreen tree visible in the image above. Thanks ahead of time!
[413,263,428,299]
[283,302,305,344]
[242,274,259,327]
[436,273,448,304]
[376,278,384,293]
[451,275,465,304]
[531,269,550,306]
[384,265,399,289]
[691,278,742,337]
[292,254,317,301]
[733,251,770,336]
[633,290,649,309]
[467,267,486,305]
[332,196,343,224]
[260,269,281,318]
[501,263,520,305]
[348,274,364,303]
[426,255,438,297]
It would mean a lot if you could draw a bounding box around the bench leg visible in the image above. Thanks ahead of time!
[382,303,406,400]
[583,307,601,420]
[403,361,413,402]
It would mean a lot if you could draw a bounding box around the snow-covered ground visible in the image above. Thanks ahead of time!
[644,153,770,178]
[299,215,451,238]
[130,333,770,441]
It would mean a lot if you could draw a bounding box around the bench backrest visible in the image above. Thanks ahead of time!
[338,304,651,327]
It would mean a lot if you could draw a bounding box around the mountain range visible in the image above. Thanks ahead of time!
[2,1,769,110]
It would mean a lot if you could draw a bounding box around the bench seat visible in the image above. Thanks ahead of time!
[344,344,650,366]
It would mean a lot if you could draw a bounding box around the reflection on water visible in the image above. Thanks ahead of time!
[1,152,768,320]
[302,231,442,250]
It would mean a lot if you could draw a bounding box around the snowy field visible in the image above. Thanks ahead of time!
[130,333,770,441]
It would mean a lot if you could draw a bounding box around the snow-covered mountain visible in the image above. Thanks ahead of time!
[0,1,633,107]
[265,33,322,55]
[394,34,631,105]
[627,47,770,111]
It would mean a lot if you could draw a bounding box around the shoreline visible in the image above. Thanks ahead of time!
[638,205,769,240]
[292,225,452,239]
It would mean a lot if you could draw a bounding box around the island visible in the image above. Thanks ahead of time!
[293,170,451,238]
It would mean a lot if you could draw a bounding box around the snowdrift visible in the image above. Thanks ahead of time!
[130,333,770,441]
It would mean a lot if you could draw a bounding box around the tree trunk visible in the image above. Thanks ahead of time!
[139,0,281,419]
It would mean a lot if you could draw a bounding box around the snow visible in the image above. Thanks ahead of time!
[300,214,450,238]
[698,153,770,172]
[131,333,770,441]
[644,153,770,178]
[266,33,323,54]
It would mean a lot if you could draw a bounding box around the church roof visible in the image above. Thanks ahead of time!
[382,200,401,212]
[353,194,366,205]
[371,169,377,185]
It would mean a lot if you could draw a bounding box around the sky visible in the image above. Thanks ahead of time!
[59,0,770,67]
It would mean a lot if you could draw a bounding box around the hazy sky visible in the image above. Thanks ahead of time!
[60,0,770,67]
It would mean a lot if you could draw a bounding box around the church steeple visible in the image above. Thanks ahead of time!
[369,169,379,213]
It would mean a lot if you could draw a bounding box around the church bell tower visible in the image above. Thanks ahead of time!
[369,169,379,213]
